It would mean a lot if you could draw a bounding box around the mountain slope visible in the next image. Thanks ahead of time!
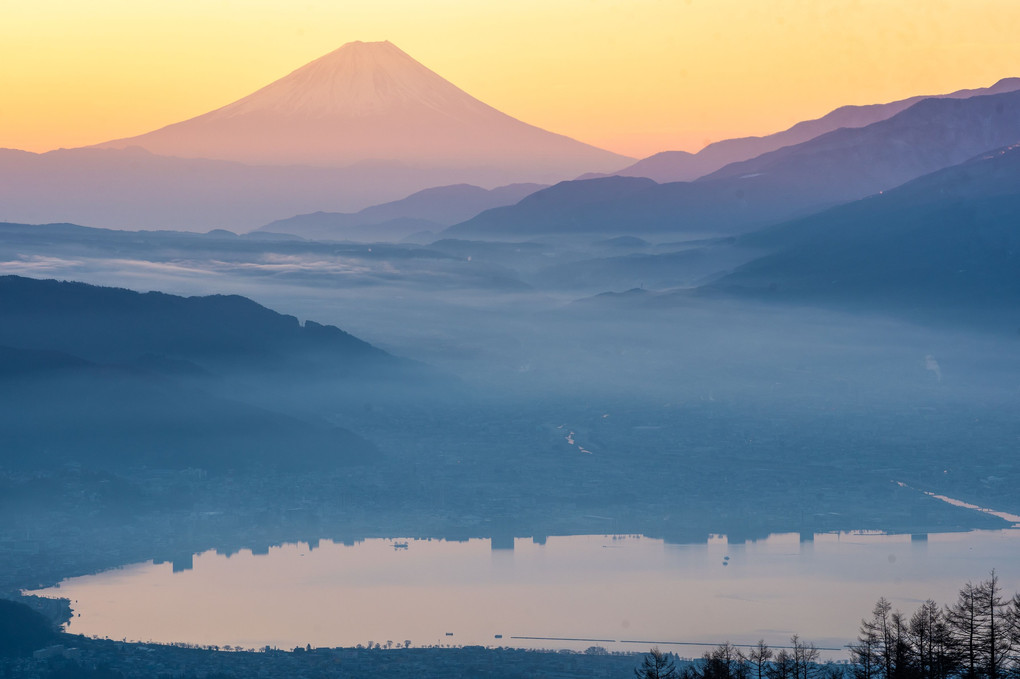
[259,182,545,241]
[707,144,1020,313]
[0,276,452,471]
[447,89,1020,239]
[93,41,630,176]
[0,275,388,372]
[617,77,1020,182]
[443,176,662,237]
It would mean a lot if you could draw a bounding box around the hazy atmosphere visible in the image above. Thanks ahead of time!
[2,3,1019,679]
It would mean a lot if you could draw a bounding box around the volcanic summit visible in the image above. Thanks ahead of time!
[94,41,630,177]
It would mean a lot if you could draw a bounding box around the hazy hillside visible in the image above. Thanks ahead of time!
[443,176,663,238]
[259,182,545,242]
[0,345,377,472]
[0,277,412,471]
[707,144,1020,316]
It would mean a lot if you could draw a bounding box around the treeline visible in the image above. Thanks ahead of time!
[638,573,1020,679]
[848,572,1019,679]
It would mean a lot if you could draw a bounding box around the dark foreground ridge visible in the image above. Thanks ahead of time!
[0,275,434,472]
[0,275,384,367]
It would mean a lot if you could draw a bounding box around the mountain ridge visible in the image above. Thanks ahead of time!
[699,143,1020,319]
[446,88,1020,239]
[258,182,546,242]
[0,275,386,369]
[616,77,1020,183]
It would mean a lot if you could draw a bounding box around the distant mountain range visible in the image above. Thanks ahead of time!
[447,88,1020,239]
[258,182,546,242]
[614,77,1020,183]
[3,55,1016,237]
[93,41,630,176]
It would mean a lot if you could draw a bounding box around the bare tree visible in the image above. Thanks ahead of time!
[890,609,913,679]
[791,635,820,679]
[749,639,774,679]
[698,642,748,679]
[948,573,1013,679]
[948,581,982,679]
[1010,592,1020,671]
[975,571,1013,679]
[769,649,796,679]
[851,599,891,679]
[637,647,680,679]
[930,603,961,679]
[908,600,936,679]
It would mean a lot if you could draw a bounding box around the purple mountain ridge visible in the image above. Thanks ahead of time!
[446,87,1020,238]
[615,77,1020,183]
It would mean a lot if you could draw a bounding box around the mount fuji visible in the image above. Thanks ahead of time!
[94,40,630,176]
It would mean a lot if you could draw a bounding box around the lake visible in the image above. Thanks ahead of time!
[28,529,1020,655]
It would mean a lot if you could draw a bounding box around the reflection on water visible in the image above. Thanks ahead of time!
[28,530,1020,654]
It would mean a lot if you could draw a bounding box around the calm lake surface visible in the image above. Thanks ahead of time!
[29,530,1020,655]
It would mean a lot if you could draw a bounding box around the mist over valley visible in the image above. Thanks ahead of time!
[2,31,1020,679]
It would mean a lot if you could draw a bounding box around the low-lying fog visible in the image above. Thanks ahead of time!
[4,225,1020,646]
[2,227,1018,547]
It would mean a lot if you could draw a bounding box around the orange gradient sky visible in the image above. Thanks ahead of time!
[3,0,1019,159]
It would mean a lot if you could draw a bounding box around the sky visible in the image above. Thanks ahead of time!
[3,0,1019,159]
